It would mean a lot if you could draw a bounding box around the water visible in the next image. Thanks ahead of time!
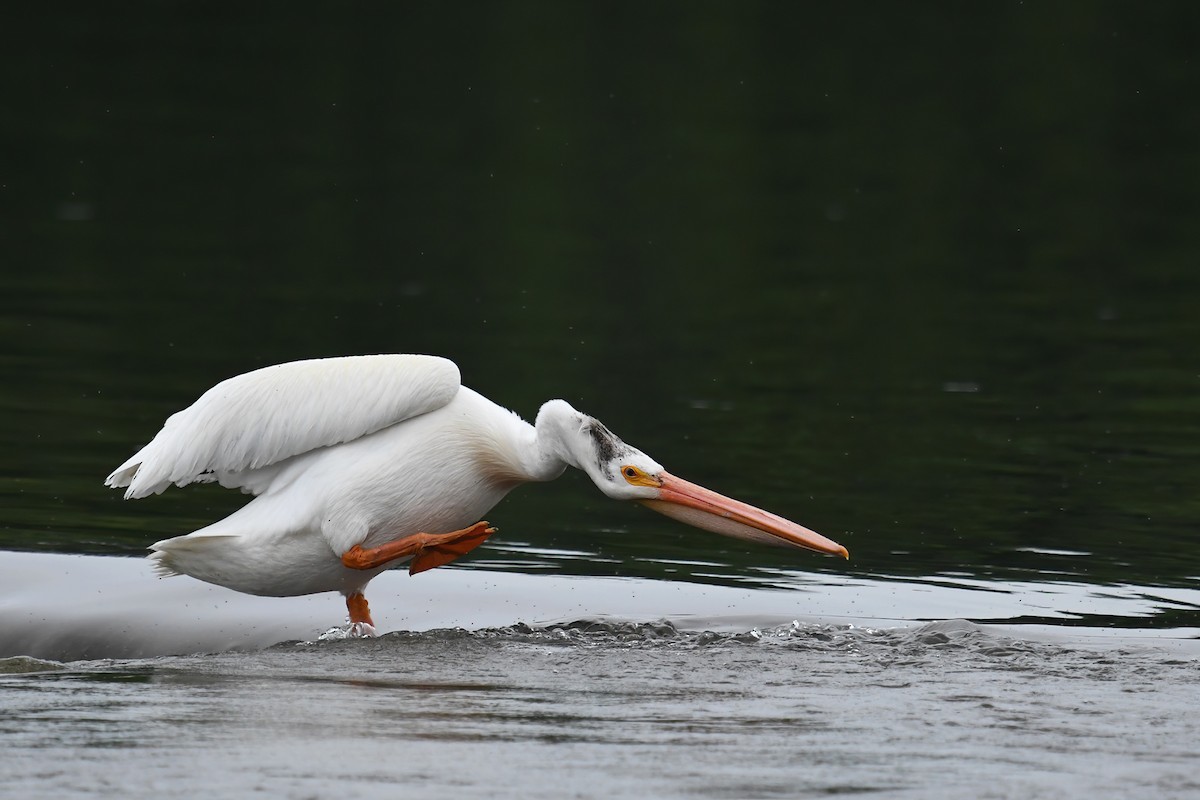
[4,3,1200,797]
[4,624,1198,800]
[2,553,1198,799]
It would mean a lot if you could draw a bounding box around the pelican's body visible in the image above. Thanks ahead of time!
[135,386,530,597]
[107,355,847,631]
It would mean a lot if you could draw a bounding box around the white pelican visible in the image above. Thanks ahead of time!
[106,354,848,633]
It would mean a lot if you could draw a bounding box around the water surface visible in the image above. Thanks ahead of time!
[2,553,1199,800]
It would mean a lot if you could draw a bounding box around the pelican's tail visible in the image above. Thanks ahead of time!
[148,533,244,587]
[143,486,353,598]
[146,519,352,598]
[147,548,182,578]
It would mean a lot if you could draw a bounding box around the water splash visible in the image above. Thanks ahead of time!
[0,656,66,674]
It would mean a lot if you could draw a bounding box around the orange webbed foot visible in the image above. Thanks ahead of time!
[410,521,497,575]
[341,521,498,574]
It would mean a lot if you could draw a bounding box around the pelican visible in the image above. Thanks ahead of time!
[106,354,848,633]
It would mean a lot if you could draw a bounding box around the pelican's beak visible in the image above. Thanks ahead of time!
[640,471,849,559]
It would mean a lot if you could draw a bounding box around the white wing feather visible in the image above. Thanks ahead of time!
[106,354,460,499]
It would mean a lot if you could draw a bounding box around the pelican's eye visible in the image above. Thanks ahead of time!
[620,465,659,487]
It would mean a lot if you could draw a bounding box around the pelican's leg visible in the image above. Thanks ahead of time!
[346,592,374,627]
[316,591,377,640]
[342,521,497,576]
[338,591,377,638]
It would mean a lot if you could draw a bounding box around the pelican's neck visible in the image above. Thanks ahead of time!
[522,399,595,482]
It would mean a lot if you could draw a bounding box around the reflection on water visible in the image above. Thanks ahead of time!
[2,551,1196,664]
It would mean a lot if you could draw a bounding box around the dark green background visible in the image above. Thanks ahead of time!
[3,3,1198,594]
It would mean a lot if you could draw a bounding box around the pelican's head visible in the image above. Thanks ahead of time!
[542,401,849,559]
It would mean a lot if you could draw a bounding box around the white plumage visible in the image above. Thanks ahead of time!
[107,354,459,498]
[107,354,847,633]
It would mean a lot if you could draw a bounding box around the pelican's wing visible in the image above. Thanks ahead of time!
[106,354,460,499]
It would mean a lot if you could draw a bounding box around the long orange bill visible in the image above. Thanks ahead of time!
[640,471,849,559]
